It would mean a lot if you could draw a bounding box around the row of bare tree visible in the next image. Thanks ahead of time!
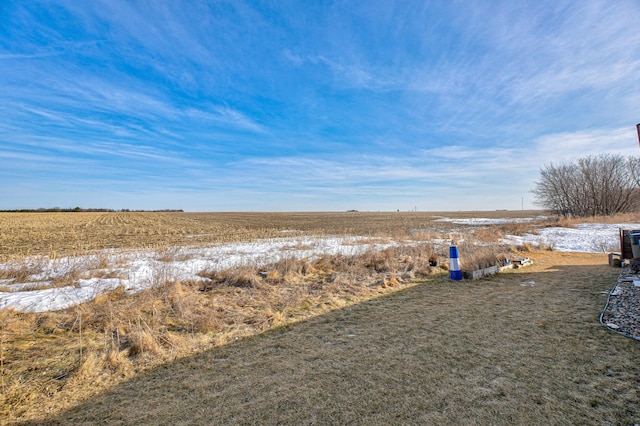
[533,154,640,216]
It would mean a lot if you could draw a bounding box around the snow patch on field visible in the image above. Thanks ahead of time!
[435,216,547,225]
[502,223,640,253]
[0,236,395,313]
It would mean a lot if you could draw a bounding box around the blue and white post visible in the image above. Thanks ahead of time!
[449,242,462,281]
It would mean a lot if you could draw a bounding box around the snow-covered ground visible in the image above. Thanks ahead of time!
[435,216,547,225]
[0,236,397,313]
[502,223,639,253]
[440,217,637,253]
[1,220,638,313]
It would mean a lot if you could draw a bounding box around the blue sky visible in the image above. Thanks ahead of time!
[1,1,639,212]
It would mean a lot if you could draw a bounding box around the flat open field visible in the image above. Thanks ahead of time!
[0,210,542,259]
[1,211,639,424]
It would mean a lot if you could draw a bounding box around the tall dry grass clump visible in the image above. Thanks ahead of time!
[455,229,540,273]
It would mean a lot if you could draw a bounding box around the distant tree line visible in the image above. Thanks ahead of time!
[0,207,184,213]
[533,154,640,217]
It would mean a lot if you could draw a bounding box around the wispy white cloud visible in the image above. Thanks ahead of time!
[184,107,266,133]
[491,3,639,106]
[532,127,638,164]
[0,51,62,59]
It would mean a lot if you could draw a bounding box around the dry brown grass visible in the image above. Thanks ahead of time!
[9,251,639,425]
[2,210,638,424]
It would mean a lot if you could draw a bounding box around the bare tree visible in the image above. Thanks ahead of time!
[533,154,640,216]
[628,156,640,187]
